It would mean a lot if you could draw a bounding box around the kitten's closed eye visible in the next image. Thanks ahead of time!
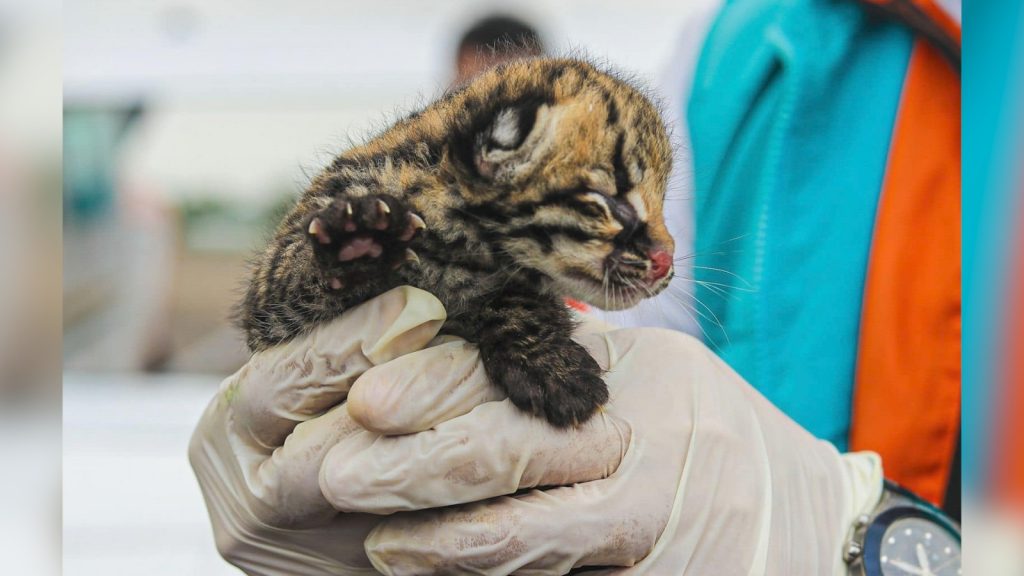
[571,192,613,221]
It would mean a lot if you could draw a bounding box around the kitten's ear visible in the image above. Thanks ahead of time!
[467,100,551,182]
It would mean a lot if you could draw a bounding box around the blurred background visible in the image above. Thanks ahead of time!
[0,0,1017,574]
[963,1,1024,572]
[0,0,61,574]
[58,1,712,574]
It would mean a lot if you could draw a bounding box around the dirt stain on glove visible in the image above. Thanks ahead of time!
[444,461,490,486]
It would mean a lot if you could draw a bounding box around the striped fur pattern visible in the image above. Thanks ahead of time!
[240,58,674,426]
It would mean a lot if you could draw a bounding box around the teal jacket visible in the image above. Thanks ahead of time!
[687,0,913,450]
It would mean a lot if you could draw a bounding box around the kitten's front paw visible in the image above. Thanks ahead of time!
[494,343,609,428]
[306,195,425,289]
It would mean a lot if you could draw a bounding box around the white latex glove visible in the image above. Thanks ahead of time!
[189,286,450,575]
[322,324,884,576]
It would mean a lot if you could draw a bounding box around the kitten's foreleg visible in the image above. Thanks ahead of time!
[240,193,425,351]
[470,292,609,427]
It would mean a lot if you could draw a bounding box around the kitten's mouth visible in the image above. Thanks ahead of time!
[571,248,674,310]
[598,247,671,307]
[598,269,673,309]
[605,248,673,287]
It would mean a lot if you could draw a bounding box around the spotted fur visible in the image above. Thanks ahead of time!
[240,58,674,426]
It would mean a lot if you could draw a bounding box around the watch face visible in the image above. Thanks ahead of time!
[878,517,961,576]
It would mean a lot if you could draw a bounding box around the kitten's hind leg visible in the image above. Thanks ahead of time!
[307,194,426,292]
[470,293,609,427]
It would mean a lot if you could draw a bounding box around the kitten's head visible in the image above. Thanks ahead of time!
[454,59,674,310]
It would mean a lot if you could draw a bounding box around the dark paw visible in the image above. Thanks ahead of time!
[306,195,425,289]
[494,344,609,428]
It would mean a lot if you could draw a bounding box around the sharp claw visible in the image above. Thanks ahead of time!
[344,202,354,218]
[400,213,427,241]
[308,218,331,244]
[405,248,421,265]
[373,200,391,230]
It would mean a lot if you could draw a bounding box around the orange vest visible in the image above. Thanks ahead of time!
[850,0,961,505]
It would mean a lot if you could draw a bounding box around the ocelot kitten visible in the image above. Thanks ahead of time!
[240,58,674,426]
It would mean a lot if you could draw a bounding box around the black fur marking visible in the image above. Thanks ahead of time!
[612,133,633,195]
[546,65,567,85]
[329,156,362,171]
[514,99,542,149]
[506,225,553,252]
[451,204,511,228]
[606,98,620,126]
[507,222,593,246]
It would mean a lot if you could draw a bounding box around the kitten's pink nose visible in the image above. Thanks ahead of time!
[648,249,672,282]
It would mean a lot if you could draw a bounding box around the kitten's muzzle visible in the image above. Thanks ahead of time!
[605,247,674,287]
[647,249,672,282]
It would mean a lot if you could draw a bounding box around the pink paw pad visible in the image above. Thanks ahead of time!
[338,236,384,261]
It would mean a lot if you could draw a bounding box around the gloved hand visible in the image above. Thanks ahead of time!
[322,322,885,576]
[188,286,451,575]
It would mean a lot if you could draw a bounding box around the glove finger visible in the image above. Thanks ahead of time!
[364,478,662,576]
[347,339,504,435]
[347,329,616,435]
[196,395,395,539]
[320,399,631,514]
[242,402,366,526]
[231,286,446,450]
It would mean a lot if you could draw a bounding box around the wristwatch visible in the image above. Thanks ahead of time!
[844,480,961,576]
